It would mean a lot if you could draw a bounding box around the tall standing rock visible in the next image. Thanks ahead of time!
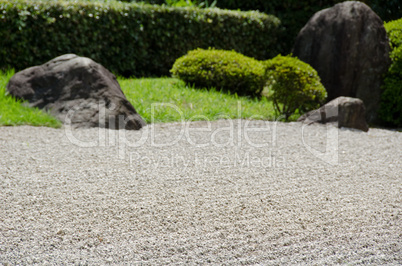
[6,54,146,130]
[292,1,390,124]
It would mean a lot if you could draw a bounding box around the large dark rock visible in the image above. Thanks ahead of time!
[298,96,369,132]
[292,1,390,124]
[6,54,146,130]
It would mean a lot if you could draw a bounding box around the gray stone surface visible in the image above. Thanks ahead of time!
[298,96,369,132]
[292,1,390,124]
[6,54,145,130]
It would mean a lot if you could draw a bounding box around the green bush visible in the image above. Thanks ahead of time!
[379,18,402,127]
[265,55,327,120]
[170,48,266,96]
[0,0,282,77]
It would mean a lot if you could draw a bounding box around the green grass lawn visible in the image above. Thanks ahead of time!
[0,70,62,128]
[119,78,276,123]
[0,70,279,128]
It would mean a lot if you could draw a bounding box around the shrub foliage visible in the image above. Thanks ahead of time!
[170,48,266,96]
[265,55,327,120]
[379,18,402,127]
[0,0,282,77]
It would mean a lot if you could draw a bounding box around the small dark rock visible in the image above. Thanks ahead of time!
[298,96,369,132]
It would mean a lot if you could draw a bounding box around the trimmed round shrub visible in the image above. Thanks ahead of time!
[170,48,266,96]
[379,18,402,127]
[265,55,327,120]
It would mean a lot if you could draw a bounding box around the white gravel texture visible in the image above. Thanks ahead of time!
[0,120,401,264]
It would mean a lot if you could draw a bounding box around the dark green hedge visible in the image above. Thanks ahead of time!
[379,18,402,127]
[0,0,282,77]
[208,0,401,22]
[130,0,342,53]
[133,0,401,53]
[212,0,401,52]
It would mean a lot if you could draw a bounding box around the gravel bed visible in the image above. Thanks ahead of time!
[0,120,401,264]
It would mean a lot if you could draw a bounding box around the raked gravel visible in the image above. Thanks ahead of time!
[0,120,401,265]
